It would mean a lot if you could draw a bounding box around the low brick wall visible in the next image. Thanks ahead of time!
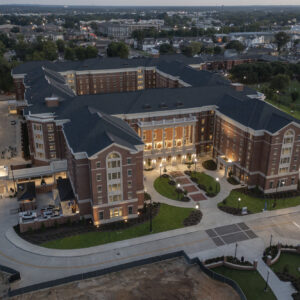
[19,214,80,233]
[267,244,300,266]
[205,258,257,271]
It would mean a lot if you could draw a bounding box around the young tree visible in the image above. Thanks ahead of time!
[159,43,175,55]
[291,91,299,103]
[270,74,290,91]
[107,42,129,59]
[75,46,86,60]
[274,31,290,52]
[42,40,58,61]
[225,40,245,52]
[56,39,65,53]
[64,47,75,60]
[85,46,98,59]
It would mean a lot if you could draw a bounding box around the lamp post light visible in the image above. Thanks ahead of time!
[195,204,199,210]
[238,197,241,211]
[177,183,181,200]
[216,177,219,193]
[159,163,162,177]
[194,158,197,171]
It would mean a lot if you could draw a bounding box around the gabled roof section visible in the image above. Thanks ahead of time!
[63,107,143,157]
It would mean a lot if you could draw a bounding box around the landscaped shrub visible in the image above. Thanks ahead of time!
[226,256,253,266]
[202,159,217,170]
[190,177,198,183]
[183,210,202,226]
[144,192,151,200]
[161,174,169,178]
[262,245,278,262]
[184,170,191,176]
[168,180,176,185]
[197,183,206,192]
[227,177,240,185]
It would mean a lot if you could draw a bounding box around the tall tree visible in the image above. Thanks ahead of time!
[274,32,290,52]
[107,42,129,59]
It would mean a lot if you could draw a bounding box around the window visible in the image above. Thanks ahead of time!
[279,167,289,174]
[128,206,133,215]
[97,196,103,204]
[49,144,55,151]
[291,177,295,185]
[97,186,102,193]
[99,211,104,220]
[33,123,42,131]
[108,172,121,180]
[201,119,205,125]
[127,158,132,164]
[281,147,292,156]
[128,181,132,188]
[48,134,55,142]
[47,124,54,132]
[108,183,121,192]
[96,161,101,168]
[35,134,43,140]
[128,192,132,199]
[50,152,56,159]
[269,181,274,189]
[96,174,102,181]
[280,157,290,164]
[109,195,121,202]
[35,143,44,150]
[127,169,132,177]
[110,207,122,218]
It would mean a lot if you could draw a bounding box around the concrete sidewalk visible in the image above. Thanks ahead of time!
[257,258,296,300]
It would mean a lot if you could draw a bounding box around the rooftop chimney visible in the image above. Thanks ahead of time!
[45,97,59,107]
[231,83,244,92]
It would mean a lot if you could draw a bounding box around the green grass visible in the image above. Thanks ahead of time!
[41,204,193,249]
[154,176,184,200]
[271,252,300,278]
[250,80,300,120]
[213,266,276,300]
[218,190,300,213]
[190,171,220,194]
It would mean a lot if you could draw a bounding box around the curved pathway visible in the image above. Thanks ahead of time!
[0,160,299,299]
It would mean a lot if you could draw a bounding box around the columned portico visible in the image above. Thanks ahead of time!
[138,116,197,167]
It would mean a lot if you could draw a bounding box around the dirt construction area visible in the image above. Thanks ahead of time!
[11,258,240,300]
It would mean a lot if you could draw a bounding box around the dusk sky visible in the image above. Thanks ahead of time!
[1,0,300,6]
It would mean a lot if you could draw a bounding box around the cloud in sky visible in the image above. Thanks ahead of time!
[1,0,300,5]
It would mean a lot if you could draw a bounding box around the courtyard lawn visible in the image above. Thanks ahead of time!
[271,252,300,278]
[218,190,300,213]
[213,266,276,300]
[190,171,220,195]
[41,204,193,249]
[154,176,184,200]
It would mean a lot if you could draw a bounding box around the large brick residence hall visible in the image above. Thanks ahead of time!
[12,55,300,225]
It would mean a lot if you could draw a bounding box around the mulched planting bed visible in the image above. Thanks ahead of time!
[183,210,202,226]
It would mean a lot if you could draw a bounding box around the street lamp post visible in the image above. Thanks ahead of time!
[216,177,219,193]
[238,197,241,211]
[269,234,273,248]
[264,271,270,292]
[234,243,238,259]
[194,158,197,171]
[159,163,162,177]
[149,195,153,233]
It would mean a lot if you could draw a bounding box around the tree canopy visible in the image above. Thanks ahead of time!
[107,42,129,59]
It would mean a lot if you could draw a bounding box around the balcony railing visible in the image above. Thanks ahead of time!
[138,116,197,128]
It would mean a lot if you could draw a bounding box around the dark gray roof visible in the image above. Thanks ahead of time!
[57,178,75,202]
[63,107,143,156]
[17,182,36,201]
[17,57,300,156]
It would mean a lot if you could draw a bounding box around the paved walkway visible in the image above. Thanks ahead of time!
[257,258,296,300]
